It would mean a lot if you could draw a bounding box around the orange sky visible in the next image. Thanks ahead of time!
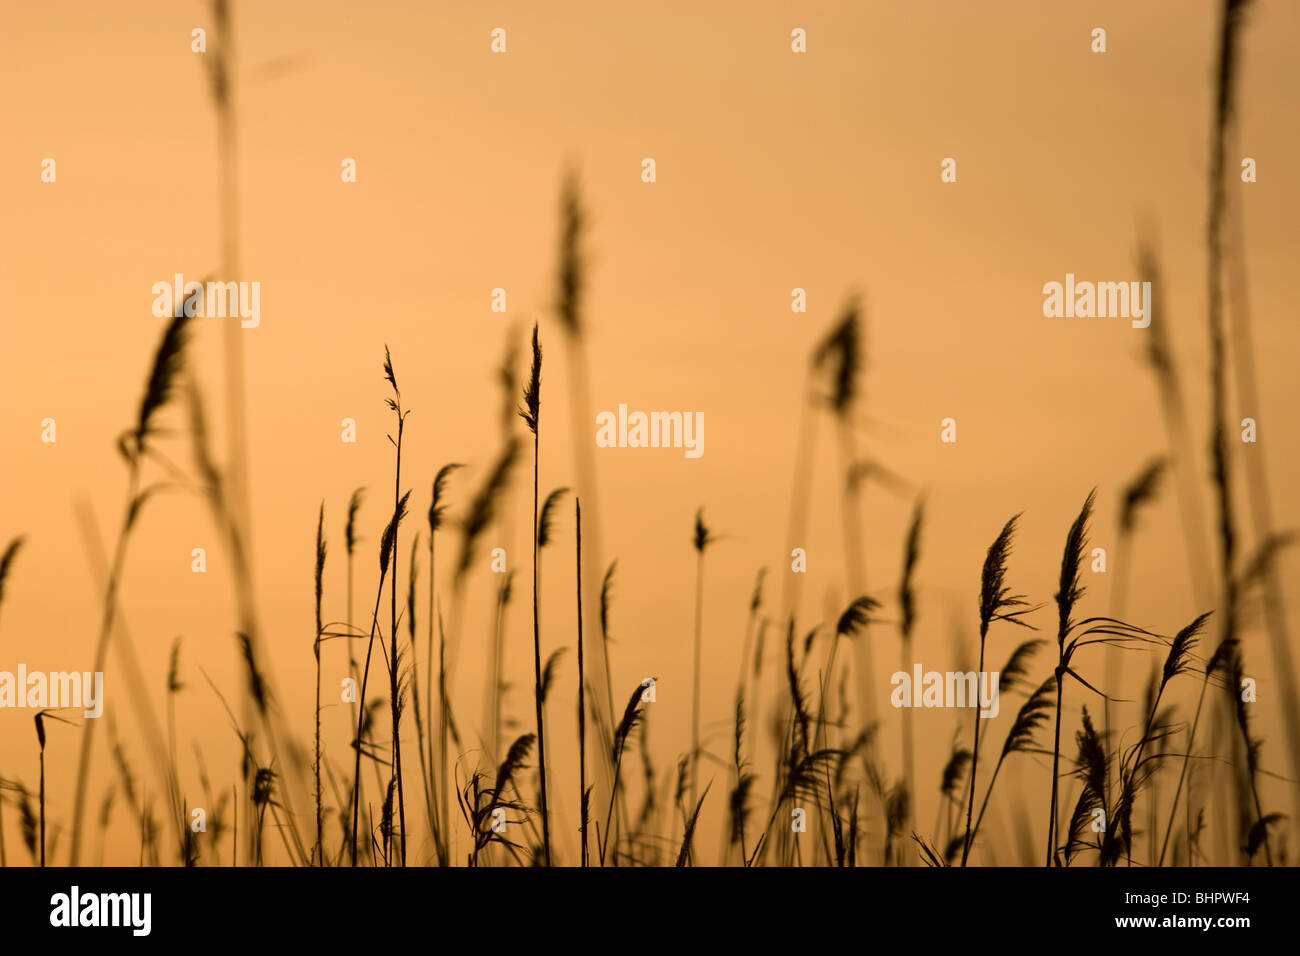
[1,0,1298,865]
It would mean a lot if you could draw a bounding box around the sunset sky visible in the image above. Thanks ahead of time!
[1,0,1297,865]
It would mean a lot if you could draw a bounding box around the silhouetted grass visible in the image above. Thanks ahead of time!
[520,323,551,866]
[961,513,1034,866]
[13,30,1298,866]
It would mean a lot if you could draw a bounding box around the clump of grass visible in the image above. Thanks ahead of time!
[189,347,308,865]
[23,63,1299,869]
[1041,492,1156,865]
[1105,614,1209,865]
[752,622,846,867]
[1064,707,1107,865]
[457,734,535,866]
[1158,630,1234,864]
[814,595,878,863]
[447,440,518,859]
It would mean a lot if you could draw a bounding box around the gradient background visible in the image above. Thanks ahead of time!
[1,0,1297,865]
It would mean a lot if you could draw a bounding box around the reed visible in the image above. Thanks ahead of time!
[313,503,326,864]
[68,309,190,867]
[689,509,714,819]
[381,348,411,865]
[575,498,590,866]
[425,463,459,866]
[600,682,648,865]
[519,323,551,865]
[897,497,924,844]
[1106,614,1210,864]
[961,513,1034,866]
[0,537,23,631]
[554,172,618,819]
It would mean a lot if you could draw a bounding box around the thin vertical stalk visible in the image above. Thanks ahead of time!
[521,324,550,865]
[691,552,704,817]
[382,351,409,867]
[576,498,588,866]
[1205,0,1250,863]
[556,178,617,808]
[530,432,551,863]
[1159,678,1209,866]
[426,531,441,862]
[1103,531,1131,808]
[690,511,712,820]
[349,490,403,865]
[1225,169,1300,831]
[313,504,325,865]
[961,623,988,867]
[68,466,139,866]
[1046,672,1064,866]
[39,750,46,867]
